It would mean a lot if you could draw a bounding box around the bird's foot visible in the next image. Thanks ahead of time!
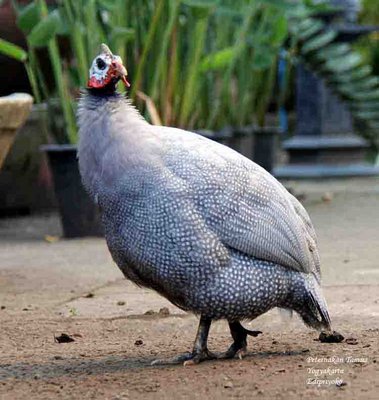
[151,348,216,366]
[215,340,248,360]
[214,322,263,360]
[244,329,263,338]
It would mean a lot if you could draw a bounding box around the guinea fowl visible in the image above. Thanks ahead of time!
[78,44,332,365]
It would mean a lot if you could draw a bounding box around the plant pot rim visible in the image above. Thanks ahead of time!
[40,144,77,152]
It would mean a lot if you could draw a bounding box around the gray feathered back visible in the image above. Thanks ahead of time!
[78,91,321,280]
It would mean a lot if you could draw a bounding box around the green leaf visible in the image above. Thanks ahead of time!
[298,18,317,32]
[351,101,379,111]
[328,65,373,83]
[55,10,69,36]
[199,47,236,72]
[350,89,379,101]
[182,0,216,18]
[351,65,373,80]
[271,15,288,46]
[97,0,118,11]
[301,30,337,53]
[252,51,275,71]
[354,111,379,120]
[258,0,295,11]
[214,6,244,18]
[324,53,363,73]
[182,0,216,8]
[17,2,40,34]
[0,38,27,62]
[28,10,60,47]
[340,76,379,92]
[297,19,324,40]
[110,27,135,43]
[315,43,350,61]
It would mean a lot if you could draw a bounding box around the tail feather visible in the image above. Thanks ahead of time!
[309,288,331,330]
[302,275,331,331]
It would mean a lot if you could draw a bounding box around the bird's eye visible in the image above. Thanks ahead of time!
[96,58,106,70]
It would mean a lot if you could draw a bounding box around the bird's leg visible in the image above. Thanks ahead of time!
[216,321,262,360]
[151,316,216,366]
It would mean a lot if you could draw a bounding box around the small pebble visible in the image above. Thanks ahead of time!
[345,337,358,345]
[54,333,75,343]
[159,307,170,316]
[322,192,333,202]
[223,376,233,389]
[117,301,126,306]
[319,331,344,343]
[224,381,233,389]
[134,339,143,346]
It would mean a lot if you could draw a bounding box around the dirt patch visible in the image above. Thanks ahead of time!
[1,182,379,399]
[0,290,378,400]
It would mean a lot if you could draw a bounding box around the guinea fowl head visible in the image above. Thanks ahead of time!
[87,44,130,90]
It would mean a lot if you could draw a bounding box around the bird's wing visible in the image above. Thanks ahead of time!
[162,128,319,275]
[210,164,318,274]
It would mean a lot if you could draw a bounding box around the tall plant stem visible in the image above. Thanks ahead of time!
[39,0,77,143]
[24,59,41,103]
[206,2,259,129]
[164,26,179,125]
[131,0,165,99]
[63,0,86,87]
[150,0,181,101]
[178,9,212,127]
[256,60,277,127]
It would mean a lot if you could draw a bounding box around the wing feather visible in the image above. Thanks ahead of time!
[162,128,319,275]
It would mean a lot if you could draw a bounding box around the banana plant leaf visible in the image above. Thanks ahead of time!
[28,10,60,47]
[16,2,40,34]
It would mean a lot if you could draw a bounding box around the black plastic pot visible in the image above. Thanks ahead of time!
[253,127,279,173]
[41,144,103,238]
[196,125,279,172]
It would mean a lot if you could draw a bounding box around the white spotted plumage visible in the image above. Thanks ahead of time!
[78,87,331,332]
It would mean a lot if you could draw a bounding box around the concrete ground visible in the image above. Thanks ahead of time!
[0,178,378,399]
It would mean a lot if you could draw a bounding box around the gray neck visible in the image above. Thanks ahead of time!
[77,90,155,200]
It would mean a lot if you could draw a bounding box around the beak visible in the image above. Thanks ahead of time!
[112,60,131,88]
